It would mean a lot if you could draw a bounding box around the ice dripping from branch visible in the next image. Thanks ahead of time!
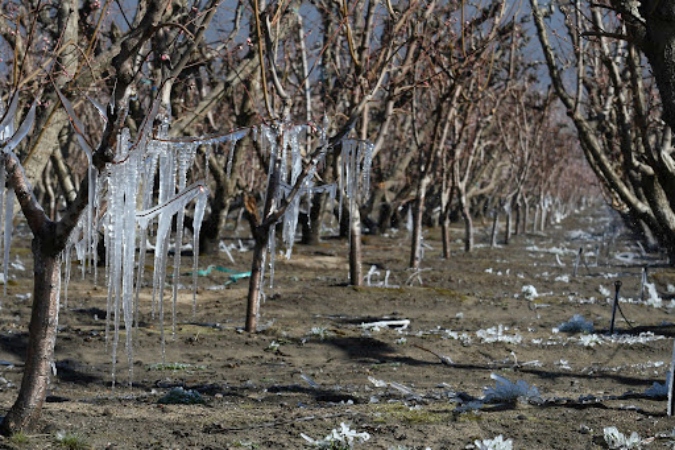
[57,109,245,385]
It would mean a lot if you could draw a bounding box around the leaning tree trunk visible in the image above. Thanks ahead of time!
[1,237,61,434]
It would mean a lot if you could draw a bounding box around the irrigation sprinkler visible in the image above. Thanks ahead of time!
[609,280,622,335]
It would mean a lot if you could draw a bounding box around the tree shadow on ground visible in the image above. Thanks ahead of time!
[0,333,102,387]
[322,336,431,366]
[0,332,27,361]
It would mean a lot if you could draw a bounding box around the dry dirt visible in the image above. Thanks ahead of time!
[0,206,674,449]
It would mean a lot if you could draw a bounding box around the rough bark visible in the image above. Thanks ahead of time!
[0,237,60,433]
[245,230,268,333]
[300,192,324,245]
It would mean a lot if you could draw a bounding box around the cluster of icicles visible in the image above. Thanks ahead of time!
[65,120,247,387]
[0,92,374,387]
[247,124,373,307]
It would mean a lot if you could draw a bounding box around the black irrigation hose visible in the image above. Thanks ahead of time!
[615,298,636,330]
[610,280,636,332]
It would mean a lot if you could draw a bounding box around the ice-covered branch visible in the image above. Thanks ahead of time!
[0,96,45,238]
[265,141,329,227]
[3,151,46,238]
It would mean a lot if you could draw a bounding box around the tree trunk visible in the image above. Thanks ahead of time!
[1,238,61,434]
[377,201,393,234]
[409,178,429,269]
[440,181,453,259]
[441,215,451,259]
[459,191,473,252]
[539,200,547,231]
[504,207,512,245]
[300,192,324,245]
[523,197,529,235]
[349,207,363,286]
[490,210,499,247]
[514,197,521,236]
[245,230,268,333]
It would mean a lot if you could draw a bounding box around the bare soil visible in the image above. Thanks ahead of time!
[0,206,674,449]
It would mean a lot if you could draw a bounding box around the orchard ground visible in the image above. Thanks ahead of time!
[0,206,673,449]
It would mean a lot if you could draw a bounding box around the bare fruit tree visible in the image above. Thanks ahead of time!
[530,0,675,257]
[0,0,221,434]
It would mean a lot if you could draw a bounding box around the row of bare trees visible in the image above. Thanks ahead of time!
[0,0,602,435]
[530,0,675,261]
[1,0,595,259]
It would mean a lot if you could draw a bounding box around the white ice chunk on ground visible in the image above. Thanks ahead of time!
[521,285,538,299]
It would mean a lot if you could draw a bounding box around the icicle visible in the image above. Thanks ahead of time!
[63,245,72,309]
[86,167,97,273]
[0,161,5,302]
[268,226,276,289]
[192,190,208,316]
[134,146,161,322]
[3,100,37,154]
[153,150,175,363]
[136,182,206,228]
[3,189,12,296]
[171,142,197,337]
[122,152,140,386]
[92,171,104,286]
[193,128,248,146]
[360,141,374,201]
[259,244,267,311]
[0,93,19,135]
[226,139,236,177]
[150,144,173,326]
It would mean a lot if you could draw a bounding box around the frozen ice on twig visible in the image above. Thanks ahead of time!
[578,334,604,347]
[367,376,388,388]
[476,325,522,344]
[599,285,611,298]
[300,373,320,389]
[301,422,370,448]
[483,374,540,403]
[474,435,513,450]
[360,319,410,331]
[644,282,662,307]
[603,426,643,449]
[367,376,422,400]
[218,240,235,263]
[365,265,399,288]
[521,285,538,299]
